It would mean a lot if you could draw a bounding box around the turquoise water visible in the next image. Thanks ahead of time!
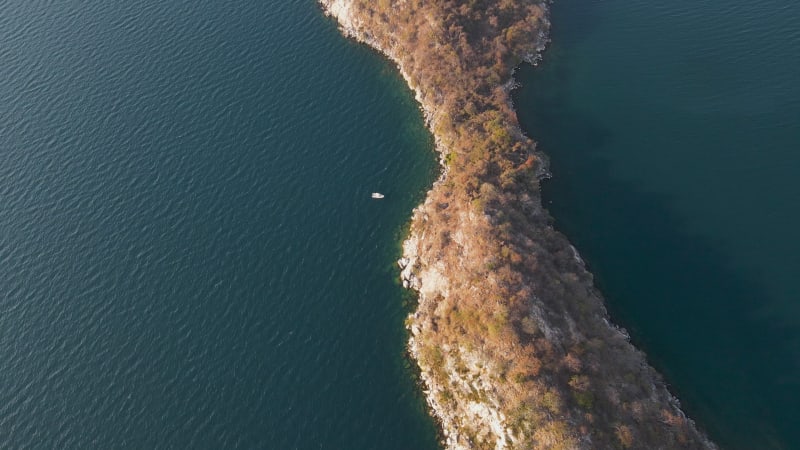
[514,0,800,448]
[0,1,440,448]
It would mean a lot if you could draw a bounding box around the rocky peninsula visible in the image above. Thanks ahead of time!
[321,1,718,448]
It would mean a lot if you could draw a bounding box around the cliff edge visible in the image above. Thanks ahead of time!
[320,1,717,449]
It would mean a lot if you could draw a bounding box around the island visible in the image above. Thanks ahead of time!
[321,1,718,448]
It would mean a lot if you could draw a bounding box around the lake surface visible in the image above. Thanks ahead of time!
[5,0,799,448]
[0,0,440,448]
[514,0,800,448]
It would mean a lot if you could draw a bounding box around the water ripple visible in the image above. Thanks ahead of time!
[0,0,440,448]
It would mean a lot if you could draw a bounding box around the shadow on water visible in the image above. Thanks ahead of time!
[513,58,799,450]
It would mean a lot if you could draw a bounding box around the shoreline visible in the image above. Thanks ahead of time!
[320,1,717,448]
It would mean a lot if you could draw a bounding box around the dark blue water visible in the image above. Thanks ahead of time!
[514,0,800,448]
[0,1,440,448]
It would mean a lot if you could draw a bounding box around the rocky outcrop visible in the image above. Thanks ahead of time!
[320,1,717,449]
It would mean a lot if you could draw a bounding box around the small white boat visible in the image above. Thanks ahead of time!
[371,192,385,199]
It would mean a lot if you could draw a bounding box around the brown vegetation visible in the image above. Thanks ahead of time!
[323,0,716,448]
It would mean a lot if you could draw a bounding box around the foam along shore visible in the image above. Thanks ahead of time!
[321,1,717,448]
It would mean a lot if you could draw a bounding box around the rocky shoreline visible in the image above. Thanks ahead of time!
[320,1,717,448]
